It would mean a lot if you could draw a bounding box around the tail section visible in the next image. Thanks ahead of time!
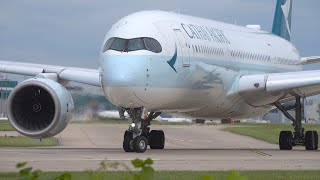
[272,0,293,41]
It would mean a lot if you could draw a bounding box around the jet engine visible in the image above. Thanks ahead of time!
[7,78,74,139]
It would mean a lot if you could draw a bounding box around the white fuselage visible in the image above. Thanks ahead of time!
[100,11,302,119]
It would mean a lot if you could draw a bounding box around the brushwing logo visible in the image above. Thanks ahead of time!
[281,0,292,37]
[167,45,177,73]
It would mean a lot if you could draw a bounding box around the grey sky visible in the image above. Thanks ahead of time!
[0,0,319,70]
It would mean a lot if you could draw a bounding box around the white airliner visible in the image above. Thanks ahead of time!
[1,0,319,153]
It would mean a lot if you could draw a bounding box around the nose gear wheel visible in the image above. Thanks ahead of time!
[121,108,165,153]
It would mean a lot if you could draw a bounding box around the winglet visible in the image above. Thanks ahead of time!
[272,0,293,41]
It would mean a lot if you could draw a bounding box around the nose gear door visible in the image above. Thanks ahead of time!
[173,29,190,67]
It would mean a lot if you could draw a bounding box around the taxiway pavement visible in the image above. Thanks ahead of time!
[0,124,319,171]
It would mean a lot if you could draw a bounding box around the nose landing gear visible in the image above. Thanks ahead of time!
[275,96,318,151]
[122,108,164,153]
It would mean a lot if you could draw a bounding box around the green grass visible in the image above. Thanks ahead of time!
[0,121,14,131]
[0,121,57,147]
[224,123,320,144]
[0,170,319,180]
[0,136,57,147]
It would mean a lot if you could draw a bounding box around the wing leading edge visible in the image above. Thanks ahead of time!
[238,70,320,107]
[0,60,101,87]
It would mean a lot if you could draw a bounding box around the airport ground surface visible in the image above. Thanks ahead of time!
[0,124,319,172]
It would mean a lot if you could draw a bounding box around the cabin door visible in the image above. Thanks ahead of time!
[173,29,190,67]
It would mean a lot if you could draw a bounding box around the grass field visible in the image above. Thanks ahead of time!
[224,123,320,144]
[0,136,57,147]
[0,121,14,131]
[0,170,319,180]
[0,121,57,147]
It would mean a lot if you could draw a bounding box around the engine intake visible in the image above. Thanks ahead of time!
[7,78,74,139]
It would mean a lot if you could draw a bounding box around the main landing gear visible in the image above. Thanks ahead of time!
[122,108,165,153]
[274,96,318,151]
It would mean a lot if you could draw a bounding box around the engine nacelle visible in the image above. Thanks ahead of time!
[7,78,74,139]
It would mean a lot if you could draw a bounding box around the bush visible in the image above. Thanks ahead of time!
[15,159,247,180]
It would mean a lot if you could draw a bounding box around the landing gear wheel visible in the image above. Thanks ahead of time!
[279,131,293,150]
[275,97,318,151]
[123,131,134,152]
[133,136,148,153]
[149,130,165,149]
[305,131,318,150]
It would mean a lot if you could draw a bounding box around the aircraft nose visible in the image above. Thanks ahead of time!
[101,55,145,107]
[102,54,145,86]
[103,86,143,108]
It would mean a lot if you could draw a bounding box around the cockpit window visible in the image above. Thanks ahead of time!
[103,38,115,52]
[102,37,162,53]
[143,38,162,53]
[128,38,145,51]
[111,38,127,51]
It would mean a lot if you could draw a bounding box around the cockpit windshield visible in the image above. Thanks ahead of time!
[110,38,126,51]
[103,37,162,53]
[128,38,145,51]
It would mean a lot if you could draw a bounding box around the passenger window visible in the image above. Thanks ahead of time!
[128,38,145,51]
[143,38,162,53]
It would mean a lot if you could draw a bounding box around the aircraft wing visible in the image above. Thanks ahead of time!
[0,60,100,86]
[300,56,320,65]
[238,70,320,106]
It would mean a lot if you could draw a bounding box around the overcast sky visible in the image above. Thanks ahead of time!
[0,0,319,70]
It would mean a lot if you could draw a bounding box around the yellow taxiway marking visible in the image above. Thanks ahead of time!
[250,150,272,156]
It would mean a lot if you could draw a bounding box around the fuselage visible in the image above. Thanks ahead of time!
[100,11,302,119]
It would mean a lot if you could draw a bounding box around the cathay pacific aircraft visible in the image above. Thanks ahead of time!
[0,0,319,153]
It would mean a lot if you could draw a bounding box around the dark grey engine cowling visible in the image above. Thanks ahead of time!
[7,78,74,139]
